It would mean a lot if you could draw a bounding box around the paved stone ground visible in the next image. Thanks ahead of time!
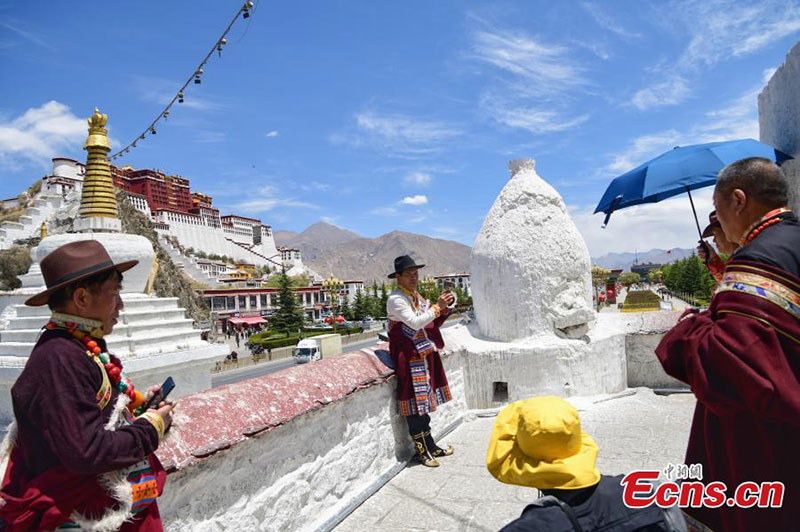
[335,388,696,532]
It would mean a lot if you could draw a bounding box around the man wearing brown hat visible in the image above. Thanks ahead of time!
[386,255,456,467]
[0,240,174,531]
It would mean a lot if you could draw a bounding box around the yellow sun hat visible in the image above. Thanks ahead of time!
[486,396,601,490]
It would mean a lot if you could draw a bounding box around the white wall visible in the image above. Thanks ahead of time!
[759,41,800,213]
[159,351,467,532]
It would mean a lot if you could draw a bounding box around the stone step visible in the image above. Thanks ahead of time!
[11,305,51,318]
[18,216,32,224]
[108,330,205,357]
[13,297,182,318]
[0,334,205,359]
[113,318,195,337]
[25,207,41,216]
[0,343,33,358]
[4,309,188,330]
[0,221,23,230]
[118,308,187,322]
[0,317,195,343]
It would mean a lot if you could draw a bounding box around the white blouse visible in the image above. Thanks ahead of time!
[386,289,440,331]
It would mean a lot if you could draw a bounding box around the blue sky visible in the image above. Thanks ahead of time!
[2,0,800,256]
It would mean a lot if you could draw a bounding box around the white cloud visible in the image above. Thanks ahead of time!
[224,184,320,214]
[0,100,86,169]
[471,29,586,98]
[470,26,590,134]
[676,0,800,68]
[632,0,800,111]
[580,2,641,40]
[321,215,339,224]
[404,171,432,186]
[370,205,399,216]
[193,130,225,143]
[607,79,762,176]
[606,130,683,174]
[132,75,224,111]
[573,187,714,256]
[0,21,51,49]
[401,195,428,206]
[331,110,460,157]
[631,76,691,110]
[481,92,590,133]
[265,130,279,138]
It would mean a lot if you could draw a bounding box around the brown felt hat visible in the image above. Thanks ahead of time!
[25,240,138,307]
[701,210,721,239]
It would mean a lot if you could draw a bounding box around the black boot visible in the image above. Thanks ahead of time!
[424,430,454,458]
[411,432,439,467]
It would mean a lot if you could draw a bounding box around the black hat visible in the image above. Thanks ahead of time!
[388,255,425,279]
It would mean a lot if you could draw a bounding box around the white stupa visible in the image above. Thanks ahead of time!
[443,159,628,407]
[0,109,227,423]
[472,159,594,341]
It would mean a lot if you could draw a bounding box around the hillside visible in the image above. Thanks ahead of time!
[274,221,361,261]
[277,222,471,283]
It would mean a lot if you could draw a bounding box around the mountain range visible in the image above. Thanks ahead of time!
[590,248,695,271]
[275,222,695,282]
[274,222,470,283]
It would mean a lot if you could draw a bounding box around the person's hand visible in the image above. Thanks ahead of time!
[697,240,717,263]
[678,308,699,322]
[143,385,161,403]
[154,401,175,429]
[437,292,455,311]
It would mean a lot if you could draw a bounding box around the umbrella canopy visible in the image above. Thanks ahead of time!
[335,315,345,323]
[594,139,790,227]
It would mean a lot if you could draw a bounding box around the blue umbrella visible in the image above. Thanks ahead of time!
[594,139,791,235]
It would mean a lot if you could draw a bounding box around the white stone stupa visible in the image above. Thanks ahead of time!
[0,109,227,423]
[443,159,628,407]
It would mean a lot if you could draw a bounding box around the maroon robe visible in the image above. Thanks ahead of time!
[656,259,800,531]
[0,329,165,531]
[388,308,452,417]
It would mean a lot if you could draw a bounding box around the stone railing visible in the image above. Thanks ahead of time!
[157,343,467,532]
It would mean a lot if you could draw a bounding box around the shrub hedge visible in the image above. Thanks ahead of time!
[248,327,364,350]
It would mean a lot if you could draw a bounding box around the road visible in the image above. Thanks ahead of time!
[211,336,382,388]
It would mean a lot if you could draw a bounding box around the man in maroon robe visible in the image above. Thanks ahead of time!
[0,240,174,531]
[656,157,800,531]
[386,255,456,467]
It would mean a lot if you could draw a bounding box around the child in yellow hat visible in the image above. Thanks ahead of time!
[486,396,687,531]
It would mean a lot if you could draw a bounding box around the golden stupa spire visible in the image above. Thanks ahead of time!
[75,108,122,232]
[77,108,119,225]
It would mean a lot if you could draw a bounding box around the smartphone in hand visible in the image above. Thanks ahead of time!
[142,376,176,411]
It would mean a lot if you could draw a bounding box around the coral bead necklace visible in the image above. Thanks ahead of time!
[741,207,792,246]
[45,320,145,411]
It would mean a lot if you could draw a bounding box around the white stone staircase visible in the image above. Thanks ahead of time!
[156,235,221,288]
[226,237,280,267]
[0,194,65,250]
[0,296,205,360]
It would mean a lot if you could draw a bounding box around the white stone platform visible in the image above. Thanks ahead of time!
[335,388,696,532]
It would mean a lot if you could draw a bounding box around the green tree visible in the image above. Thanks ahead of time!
[680,255,702,295]
[271,264,305,335]
[353,289,369,320]
[619,272,641,287]
[338,297,354,321]
[379,283,389,318]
